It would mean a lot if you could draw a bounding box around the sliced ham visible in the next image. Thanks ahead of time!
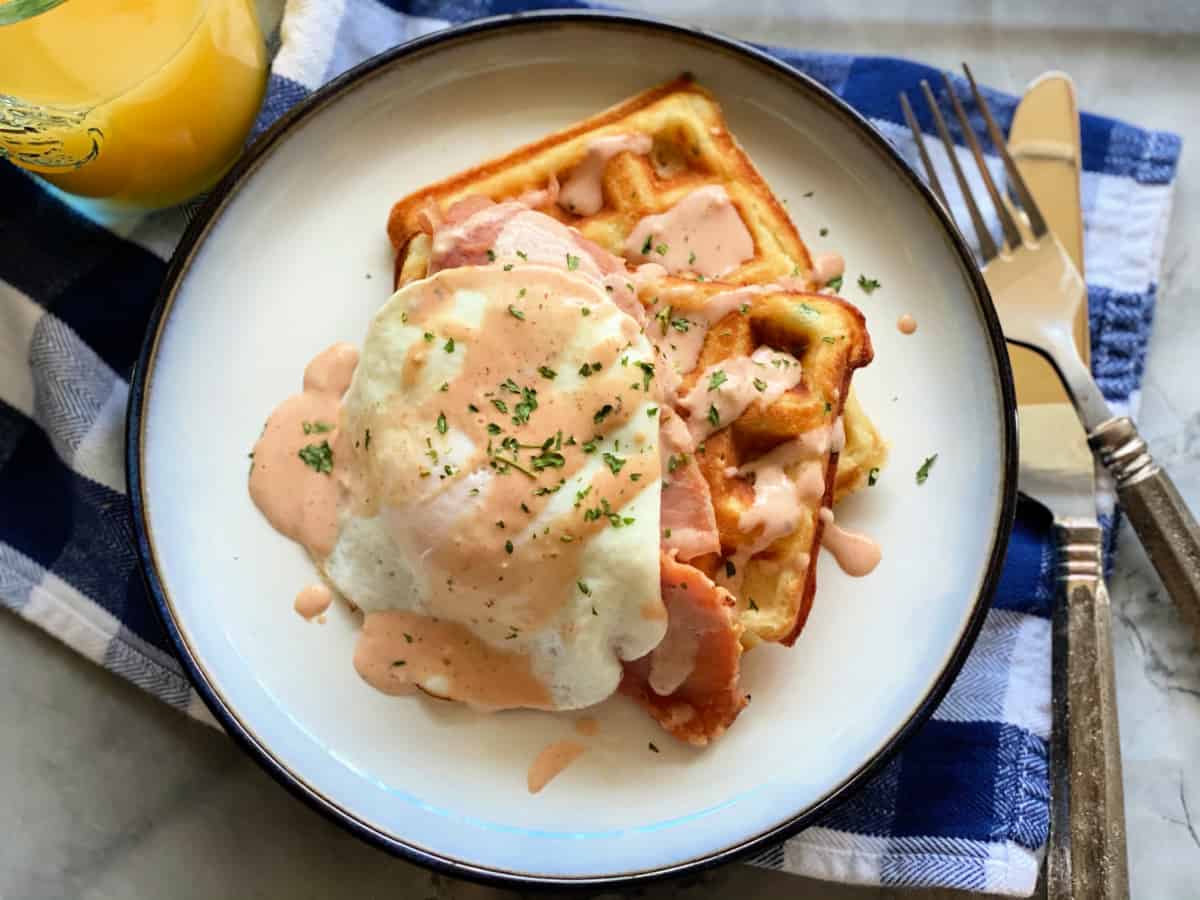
[659,410,720,560]
[621,551,746,746]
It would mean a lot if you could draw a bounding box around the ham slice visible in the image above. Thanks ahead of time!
[659,411,720,560]
[621,551,746,746]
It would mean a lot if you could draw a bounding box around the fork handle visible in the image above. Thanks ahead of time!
[1051,521,1129,900]
[1090,417,1200,638]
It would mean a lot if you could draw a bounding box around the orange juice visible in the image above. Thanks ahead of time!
[0,0,267,208]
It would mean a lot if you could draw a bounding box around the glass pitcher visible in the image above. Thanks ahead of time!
[0,0,268,210]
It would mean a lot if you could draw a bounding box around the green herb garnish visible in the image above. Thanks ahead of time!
[707,370,727,392]
[916,454,937,485]
[298,441,333,474]
[858,274,881,294]
[302,421,334,435]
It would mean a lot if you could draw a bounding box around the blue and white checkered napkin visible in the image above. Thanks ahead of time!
[0,1,1181,894]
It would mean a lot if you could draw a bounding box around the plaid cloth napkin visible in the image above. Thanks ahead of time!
[0,1,1181,894]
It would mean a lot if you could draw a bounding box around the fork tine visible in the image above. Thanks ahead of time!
[940,72,1024,250]
[919,79,999,262]
[963,63,1049,238]
[899,91,949,209]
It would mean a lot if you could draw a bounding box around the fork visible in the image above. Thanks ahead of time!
[899,67,1160,900]
[899,68,1200,631]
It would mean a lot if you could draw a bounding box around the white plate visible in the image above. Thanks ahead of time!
[129,11,1016,888]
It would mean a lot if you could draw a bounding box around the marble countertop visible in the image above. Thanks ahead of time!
[3,3,1198,898]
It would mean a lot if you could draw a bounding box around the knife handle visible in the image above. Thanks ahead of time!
[1052,521,1130,900]
[1089,417,1200,638]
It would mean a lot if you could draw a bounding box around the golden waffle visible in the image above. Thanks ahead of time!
[388,75,811,289]
[384,75,884,647]
[642,278,872,645]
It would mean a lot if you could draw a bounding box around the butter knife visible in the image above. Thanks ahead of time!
[1007,75,1128,900]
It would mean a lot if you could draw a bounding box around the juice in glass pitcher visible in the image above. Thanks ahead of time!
[0,0,268,209]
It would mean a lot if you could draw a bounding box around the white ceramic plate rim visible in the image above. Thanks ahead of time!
[127,10,1018,889]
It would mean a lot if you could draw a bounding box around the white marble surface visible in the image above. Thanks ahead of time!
[2,3,1198,898]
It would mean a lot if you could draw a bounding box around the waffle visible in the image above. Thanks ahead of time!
[638,277,873,645]
[388,75,813,290]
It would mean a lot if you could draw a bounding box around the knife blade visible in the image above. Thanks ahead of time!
[1007,73,1088,406]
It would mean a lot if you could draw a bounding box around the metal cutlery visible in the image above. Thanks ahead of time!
[903,66,1200,639]
[901,68,1136,900]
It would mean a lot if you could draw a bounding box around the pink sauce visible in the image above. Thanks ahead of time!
[248,343,359,558]
[517,174,560,209]
[813,251,845,288]
[624,186,755,278]
[355,609,555,711]
[646,286,761,379]
[898,314,918,334]
[736,430,831,557]
[677,346,802,442]
[659,410,720,561]
[818,508,882,576]
[294,584,333,621]
[527,740,586,794]
[558,133,653,216]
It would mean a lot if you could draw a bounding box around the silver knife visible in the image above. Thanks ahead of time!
[1020,407,1129,900]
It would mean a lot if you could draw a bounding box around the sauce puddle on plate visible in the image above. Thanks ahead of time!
[527,739,587,794]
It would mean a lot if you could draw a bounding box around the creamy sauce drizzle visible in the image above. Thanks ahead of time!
[249,343,359,558]
[898,313,918,334]
[294,584,333,620]
[558,133,652,216]
[818,508,882,576]
[813,251,845,287]
[646,286,761,379]
[527,740,586,794]
[678,347,802,442]
[355,609,554,711]
[624,186,755,278]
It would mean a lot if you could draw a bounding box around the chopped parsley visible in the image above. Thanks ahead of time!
[581,436,600,454]
[516,250,528,261]
[538,365,557,380]
[826,274,844,292]
[707,405,720,428]
[663,528,672,538]
[753,377,768,392]
[647,406,659,417]
[739,302,750,315]
[641,234,653,255]
[822,335,837,344]
[579,362,601,377]
[688,250,696,266]
[504,540,514,555]
[531,449,565,471]
[364,429,371,450]
[302,421,334,435]
[512,387,538,426]
[444,339,456,354]
[503,263,513,271]
[436,412,447,434]
[423,331,435,342]
[403,633,413,644]
[566,253,580,271]
[725,559,736,578]
[298,441,333,474]
[486,249,496,262]
[667,453,686,474]
[636,361,655,392]
[439,381,449,392]
[819,227,829,236]
[602,452,626,475]
[648,742,660,753]
[858,274,882,294]
[655,243,668,256]
[491,398,508,414]
[707,370,728,392]
[580,307,591,317]
[486,423,502,435]
[593,404,613,425]
[748,597,759,611]
[392,660,406,667]
[916,454,938,485]
[868,467,880,487]
[508,305,525,321]
[467,403,480,413]
[578,581,592,596]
